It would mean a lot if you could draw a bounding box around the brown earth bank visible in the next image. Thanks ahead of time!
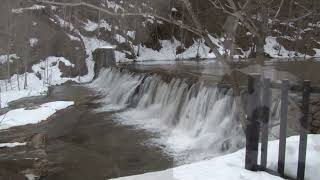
[0,84,173,180]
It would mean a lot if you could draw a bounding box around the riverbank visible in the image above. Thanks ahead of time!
[0,84,173,180]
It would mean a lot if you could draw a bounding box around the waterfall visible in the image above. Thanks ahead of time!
[90,68,245,163]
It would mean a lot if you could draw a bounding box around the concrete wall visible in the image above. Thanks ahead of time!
[92,48,115,77]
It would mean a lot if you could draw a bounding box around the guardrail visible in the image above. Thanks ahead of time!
[245,74,312,180]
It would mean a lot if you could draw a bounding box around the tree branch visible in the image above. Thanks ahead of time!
[34,0,203,36]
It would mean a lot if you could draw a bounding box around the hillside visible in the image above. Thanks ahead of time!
[0,0,320,81]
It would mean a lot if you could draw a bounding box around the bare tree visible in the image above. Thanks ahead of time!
[208,0,315,58]
[0,84,2,109]
[34,0,223,58]
[5,1,13,90]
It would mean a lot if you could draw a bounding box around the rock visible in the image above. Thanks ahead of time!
[313,111,320,120]
[312,120,320,128]
[311,104,320,114]
[310,98,320,105]
[32,159,49,177]
[30,133,47,149]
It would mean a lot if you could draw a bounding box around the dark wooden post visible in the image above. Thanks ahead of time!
[297,80,311,180]
[278,79,289,176]
[260,78,271,170]
[245,74,261,171]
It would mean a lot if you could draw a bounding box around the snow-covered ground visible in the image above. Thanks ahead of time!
[111,135,320,180]
[0,101,74,130]
[264,36,320,58]
[0,56,82,108]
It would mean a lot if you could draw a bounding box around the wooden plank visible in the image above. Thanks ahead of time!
[260,78,271,170]
[297,80,311,180]
[278,79,289,176]
[245,74,261,171]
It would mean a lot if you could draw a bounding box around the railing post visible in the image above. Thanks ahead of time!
[245,74,261,171]
[297,80,311,180]
[260,78,271,170]
[278,79,289,176]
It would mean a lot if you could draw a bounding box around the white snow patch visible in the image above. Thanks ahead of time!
[132,37,223,61]
[32,56,76,86]
[53,15,75,31]
[264,36,309,58]
[83,20,112,32]
[0,56,78,108]
[104,0,124,12]
[0,142,27,148]
[0,54,19,64]
[115,34,126,43]
[12,5,45,14]
[111,135,320,180]
[29,38,38,47]
[0,73,48,108]
[25,174,38,180]
[67,34,81,41]
[80,36,112,81]
[127,31,136,39]
[0,101,74,130]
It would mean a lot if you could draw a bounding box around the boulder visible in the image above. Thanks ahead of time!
[30,133,47,149]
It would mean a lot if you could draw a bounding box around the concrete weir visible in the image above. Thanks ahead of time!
[93,46,116,77]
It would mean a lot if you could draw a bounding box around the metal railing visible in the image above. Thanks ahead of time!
[245,74,312,180]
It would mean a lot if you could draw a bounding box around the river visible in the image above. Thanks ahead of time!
[0,59,319,180]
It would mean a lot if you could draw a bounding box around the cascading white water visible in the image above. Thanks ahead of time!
[91,68,245,163]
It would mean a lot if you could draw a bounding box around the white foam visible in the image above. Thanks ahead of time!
[90,68,244,163]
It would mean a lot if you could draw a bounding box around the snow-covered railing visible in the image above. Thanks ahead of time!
[245,74,313,180]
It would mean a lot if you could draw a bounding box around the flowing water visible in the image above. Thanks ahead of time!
[90,68,245,163]
[90,59,320,163]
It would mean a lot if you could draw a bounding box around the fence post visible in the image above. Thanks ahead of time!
[245,74,261,171]
[260,78,271,170]
[278,79,289,176]
[297,80,311,180]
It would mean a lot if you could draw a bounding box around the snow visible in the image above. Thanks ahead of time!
[25,174,38,180]
[264,36,320,58]
[133,37,223,61]
[0,54,19,64]
[83,20,112,32]
[12,5,45,14]
[32,56,76,85]
[84,20,100,32]
[0,142,27,148]
[115,34,126,43]
[0,101,74,130]
[127,31,136,39]
[0,56,80,108]
[0,73,47,108]
[29,38,38,47]
[111,135,320,180]
[67,34,81,41]
[53,15,75,31]
[81,36,112,81]
[100,45,116,49]
[104,0,124,12]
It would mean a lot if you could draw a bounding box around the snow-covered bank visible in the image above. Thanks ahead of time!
[111,135,320,180]
[0,54,92,108]
[0,101,74,130]
[0,142,27,148]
